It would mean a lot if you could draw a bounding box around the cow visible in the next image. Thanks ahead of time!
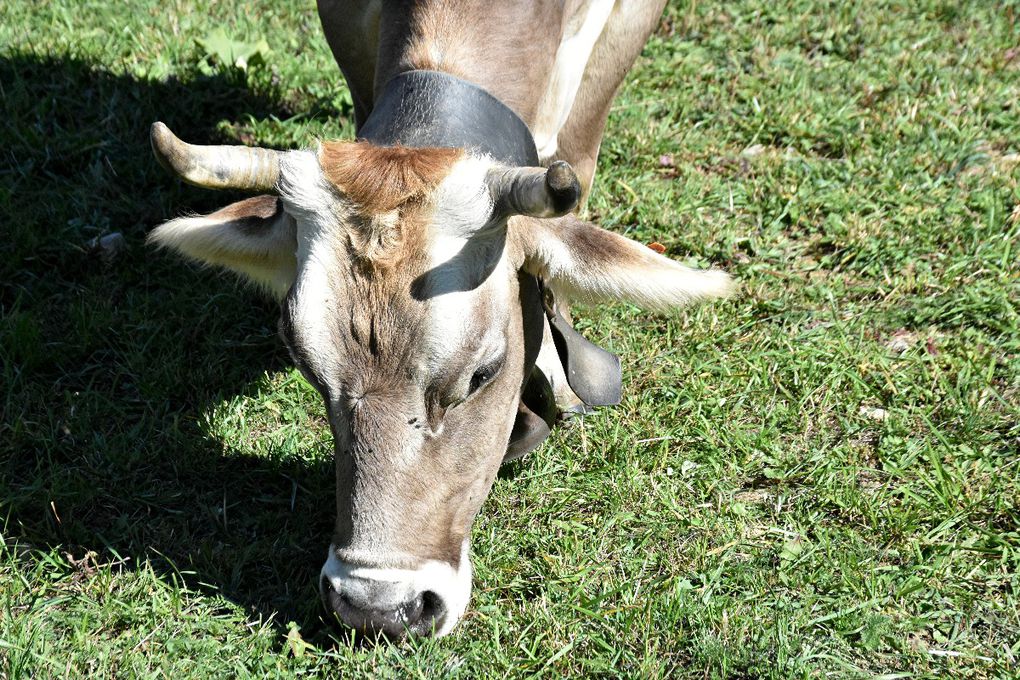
[148,0,733,638]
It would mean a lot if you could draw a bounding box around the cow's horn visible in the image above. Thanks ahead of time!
[150,121,281,191]
[489,161,581,219]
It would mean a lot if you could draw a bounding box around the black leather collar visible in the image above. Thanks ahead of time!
[358,70,540,167]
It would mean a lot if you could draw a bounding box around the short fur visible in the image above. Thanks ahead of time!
[513,214,736,311]
[319,142,463,216]
[319,141,463,266]
[317,0,669,197]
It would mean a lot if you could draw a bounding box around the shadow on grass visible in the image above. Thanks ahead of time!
[0,53,347,644]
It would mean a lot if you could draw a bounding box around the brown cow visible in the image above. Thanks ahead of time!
[149,0,733,637]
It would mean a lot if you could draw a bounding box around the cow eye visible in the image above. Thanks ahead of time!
[467,357,503,397]
[468,367,493,396]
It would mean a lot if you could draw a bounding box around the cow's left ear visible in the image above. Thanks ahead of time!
[514,215,734,311]
[148,194,297,299]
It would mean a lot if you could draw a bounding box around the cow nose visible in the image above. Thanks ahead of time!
[321,577,443,638]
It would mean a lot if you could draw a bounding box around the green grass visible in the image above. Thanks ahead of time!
[1,0,1018,677]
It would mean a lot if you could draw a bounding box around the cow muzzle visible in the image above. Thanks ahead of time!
[319,542,472,638]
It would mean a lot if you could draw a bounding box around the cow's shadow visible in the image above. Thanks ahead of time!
[0,53,352,644]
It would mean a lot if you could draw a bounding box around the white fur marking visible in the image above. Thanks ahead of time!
[532,0,616,161]
[274,150,351,385]
[320,540,472,637]
[148,206,297,298]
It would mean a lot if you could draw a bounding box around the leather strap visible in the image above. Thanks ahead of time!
[544,300,622,407]
[359,70,539,167]
[505,274,557,463]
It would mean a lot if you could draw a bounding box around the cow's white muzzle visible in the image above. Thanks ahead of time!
[319,540,472,638]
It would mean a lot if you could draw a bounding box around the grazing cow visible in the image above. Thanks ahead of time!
[149,0,733,638]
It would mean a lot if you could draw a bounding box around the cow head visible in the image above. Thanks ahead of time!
[148,122,732,637]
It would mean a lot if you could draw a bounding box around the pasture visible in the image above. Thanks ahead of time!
[1,0,1018,676]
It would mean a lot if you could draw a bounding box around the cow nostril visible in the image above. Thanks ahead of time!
[420,591,445,628]
[322,586,448,638]
[420,591,438,617]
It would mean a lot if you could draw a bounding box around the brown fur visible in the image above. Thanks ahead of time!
[207,194,282,235]
[310,0,672,571]
[312,0,678,579]
[319,141,462,216]
[155,3,719,625]
[318,141,462,265]
[373,0,563,123]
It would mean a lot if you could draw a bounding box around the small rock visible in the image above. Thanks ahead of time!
[741,144,766,158]
[86,232,126,263]
[887,337,910,353]
[886,329,916,354]
[99,232,125,251]
[859,406,888,421]
[658,153,675,167]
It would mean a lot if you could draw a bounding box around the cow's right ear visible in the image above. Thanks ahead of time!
[148,194,297,299]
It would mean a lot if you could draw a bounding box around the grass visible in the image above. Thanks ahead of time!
[1,0,1018,677]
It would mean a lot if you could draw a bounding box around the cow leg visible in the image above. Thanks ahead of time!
[549,0,668,204]
[317,0,382,129]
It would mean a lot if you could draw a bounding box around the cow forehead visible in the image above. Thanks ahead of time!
[280,150,516,387]
[287,249,512,386]
[278,145,497,240]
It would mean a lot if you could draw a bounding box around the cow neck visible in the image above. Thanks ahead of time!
[357,70,539,167]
